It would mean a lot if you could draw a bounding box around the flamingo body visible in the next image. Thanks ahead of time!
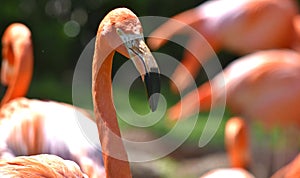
[169,49,300,129]
[271,153,300,178]
[224,50,300,128]
[168,49,300,176]
[0,154,88,178]
[200,168,255,178]
[0,97,105,177]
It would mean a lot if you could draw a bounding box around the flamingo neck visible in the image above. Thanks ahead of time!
[197,82,212,112]
[92,37,132,178]
[167,81,212,120]
[1,43,33,106]
[291,15,300,53]
[225,117,250,169]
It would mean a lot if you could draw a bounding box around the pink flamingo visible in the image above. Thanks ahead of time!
[168,49,300,176]
[1,23,33,106]
[271,153,300,178]
[168,49,300,128]
[200,153,300,178]
[148,0,299,92]
[0,154,88,177]
[0,7,160,178]
[0,23,105,177]
[200,168,255,178]
[225,117,250,169]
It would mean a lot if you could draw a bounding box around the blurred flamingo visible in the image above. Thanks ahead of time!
[271,153,300,178]
[0,23,105,177]
[168,49,300,127]
[1,23,33,106]
[0,154,88,177]
[0,8,160,178]
[0,98,106,177]
[225,117,250,169]
[168,49,300,176]
[200,168,255,178]
[199,153,300,178]
[148,0,299,92]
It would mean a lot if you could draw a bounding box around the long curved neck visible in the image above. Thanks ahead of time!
[1,42,33,106]
[148,8,203,50]
[168,81,212,120]
[92,33,132,178]
[225,117,250,169]
[291,15,300,53]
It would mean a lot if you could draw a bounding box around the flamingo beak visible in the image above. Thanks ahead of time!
[144,64,160,112]
[117,28,161,111]
[0,84,7,99]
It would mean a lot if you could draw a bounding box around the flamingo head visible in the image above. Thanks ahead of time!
[99,8,161,111]
[1,23,32,87]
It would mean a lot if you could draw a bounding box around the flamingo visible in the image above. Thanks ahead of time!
[167,49,300,176]
[168,49,300,127]
[0,23,105,177]
[0,98,107,177]
[271,153,300,178]
[225,117,250,169]
[0,154,88,177]
[199,153,300,178]
[147,0,299,92]
[1,23,33,106]
[0,7,160,178]
[200,168,255,178]
[91,7,159,177]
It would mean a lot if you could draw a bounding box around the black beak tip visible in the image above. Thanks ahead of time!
[144,69,160,112]
[149,94,159,112]
[0,83,7,99]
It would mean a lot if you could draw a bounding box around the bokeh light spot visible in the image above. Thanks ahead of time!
[71,8,88,26]
[45,0,72,18]
[64,20,80,37]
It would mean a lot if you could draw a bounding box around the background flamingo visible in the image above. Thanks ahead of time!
[0,7,160,178]
[148,0,299,92]
[0,23,106,177]
[0,154,88,177]
[0,98,106,177]
[1,23,33,106]
[200,168,255,178]
[271,153,300,178]
[199,153,300,178]
[168,49,300,127]
[225,117,250,169]
[168,49,300,176]
[148,1,300,175]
